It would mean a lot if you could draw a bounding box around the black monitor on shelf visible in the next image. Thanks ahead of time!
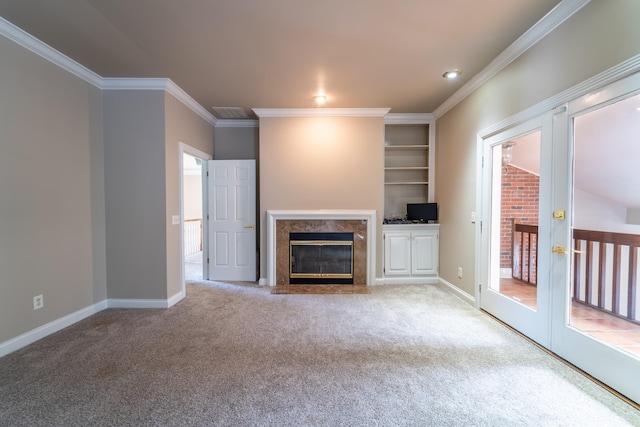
[407,203,438,223]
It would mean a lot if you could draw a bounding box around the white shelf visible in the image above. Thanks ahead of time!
[384,121,434,218]
[384,145,429,150]
[384,166,429,170]
[385,182,429,185]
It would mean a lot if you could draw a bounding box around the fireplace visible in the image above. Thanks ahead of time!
[265,210,376,289]
[289,232,354,284]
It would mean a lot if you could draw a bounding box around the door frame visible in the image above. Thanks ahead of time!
[475,58,640,403]
[179,142,212,297]
[549,72,640,404]
[475,55,640,309]
[477,115,553,347]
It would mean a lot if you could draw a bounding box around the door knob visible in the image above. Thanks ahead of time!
[552,245,568,255]
[244,224,255,230]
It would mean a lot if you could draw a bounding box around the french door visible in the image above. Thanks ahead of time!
[479,115,553,347]
[481,72,640,404]
[550,73,640,404]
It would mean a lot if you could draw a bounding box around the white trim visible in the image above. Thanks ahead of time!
[0,16,103,88]
[0,19,218,126]
[253,108,390,118]
[0,291,185,357]
[0,300,108,358]
[215,119,259,128]
[106,298,171,309]
[382,277,439,285]
[101,77,171,91]
[384,113,434,125]
[433,0,591,119]
[265,209,377,286]
[437,277,476,307]
[103,78,217,126]
[179,142,213,162]
[167,291,185,308]
[166,80,217,126]
[478,53,640,139]
[179,142,212,297]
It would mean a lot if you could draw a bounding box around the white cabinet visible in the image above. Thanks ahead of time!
[383,224,439,284]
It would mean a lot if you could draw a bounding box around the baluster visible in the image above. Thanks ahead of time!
[598,242,606,309]
[585,241,593,305]
[629,246,638,321]
[612,244,621,315]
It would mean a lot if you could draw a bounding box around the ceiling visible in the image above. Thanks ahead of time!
[0,0,562,118]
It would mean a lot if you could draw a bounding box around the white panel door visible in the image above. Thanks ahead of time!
[207,160,256,281]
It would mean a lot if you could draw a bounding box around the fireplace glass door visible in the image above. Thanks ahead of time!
[290,232,354,284]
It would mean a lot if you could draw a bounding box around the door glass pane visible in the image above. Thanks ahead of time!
[489,132,541,310]
[570,93,640,358]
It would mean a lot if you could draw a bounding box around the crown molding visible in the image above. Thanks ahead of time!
[478,53,640,139]
[101,78,217,126]
[101,77,170,91]
[0,16,103,88]
[215,119,259,128]
[433,0,591,119]
[165,80,217,126]
[0,17,217,126]
[253,108,391,118]
[384,113,434,125]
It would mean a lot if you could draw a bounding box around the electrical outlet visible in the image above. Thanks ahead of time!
[457,267,463,279]
[33,294,44,310]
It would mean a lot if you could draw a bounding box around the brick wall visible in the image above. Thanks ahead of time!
[501,165,539,281]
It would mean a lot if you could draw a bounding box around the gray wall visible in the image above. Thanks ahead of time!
[103,91,215,300]
[103,90,168,299]
[214,126,259,160]
[0,36,107,343]
[436,0,640,296]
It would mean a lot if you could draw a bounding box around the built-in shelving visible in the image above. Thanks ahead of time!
[383,114,435,218]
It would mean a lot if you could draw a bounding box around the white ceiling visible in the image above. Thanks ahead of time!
[0,0,561,117]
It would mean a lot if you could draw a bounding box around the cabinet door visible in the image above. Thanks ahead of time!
[411,231,438,276]
[384,232,411,276]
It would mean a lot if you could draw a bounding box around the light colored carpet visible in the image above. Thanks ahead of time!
[0,282,638,426]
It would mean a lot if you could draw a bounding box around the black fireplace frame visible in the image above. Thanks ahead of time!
[289,232,354,285]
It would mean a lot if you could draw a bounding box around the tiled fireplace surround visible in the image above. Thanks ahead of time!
[265,210,377,287]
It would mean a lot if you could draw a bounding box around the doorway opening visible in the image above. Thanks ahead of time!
[179,143,212,296]
[183,152,204,281]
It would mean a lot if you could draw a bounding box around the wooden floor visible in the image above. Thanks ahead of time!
[499,278,640,358]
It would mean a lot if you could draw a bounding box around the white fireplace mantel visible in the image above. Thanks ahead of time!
[264,209,377,286]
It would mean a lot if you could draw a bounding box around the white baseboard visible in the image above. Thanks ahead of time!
[167,290,185,308]
[258,277,269,286]
[107,298,171,309]
[0,300,108,358]
[0,293,183,358]
[437,277,476,307]
[381,276,439,285]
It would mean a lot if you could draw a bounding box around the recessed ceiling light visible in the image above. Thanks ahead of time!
[314,95,327,105]
[442,69,463,79]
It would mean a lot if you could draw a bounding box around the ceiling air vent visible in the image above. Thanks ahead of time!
[211,107,250,119]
